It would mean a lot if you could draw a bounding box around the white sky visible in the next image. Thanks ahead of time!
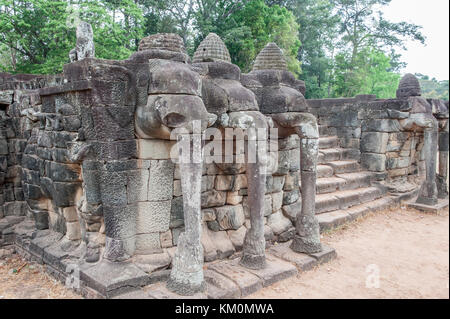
[381,0,449,80]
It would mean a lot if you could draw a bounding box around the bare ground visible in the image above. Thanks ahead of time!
[249,207,449,299]
[0,207,448,299]
[0,253,81,299]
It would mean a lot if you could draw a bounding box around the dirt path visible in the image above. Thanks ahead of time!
[249,208,449,299]
[0,253,80,299]
[1,207,448,299]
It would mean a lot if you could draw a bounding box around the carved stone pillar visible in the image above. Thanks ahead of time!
[240,150,267,269]
[167,134,205,295]
[416,123,439,205]
[437,120,449,199]
[290,116,322,254]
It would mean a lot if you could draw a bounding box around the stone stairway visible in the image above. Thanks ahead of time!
[311,132,388,232]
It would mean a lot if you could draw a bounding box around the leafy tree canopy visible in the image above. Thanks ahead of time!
[1,0,444,101]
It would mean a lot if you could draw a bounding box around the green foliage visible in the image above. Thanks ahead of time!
[0,0,143,74]
[1,0,444,102]
[0,43,14,72]
[194,0,300,73]
[0,0,74,74]
[416,74,449,101]
[333,47,400,98]
[286,0,338,98]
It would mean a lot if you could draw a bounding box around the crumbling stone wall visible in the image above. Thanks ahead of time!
[0,74,64,221]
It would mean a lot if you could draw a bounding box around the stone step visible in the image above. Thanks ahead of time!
[317,165,334,178]
[315,172,376,194]
[335,171,374,190]
[340,148,361,161]
[318,196,398,232]
[316,177,346,194]
[318,148,361,164]
[324,160,360,174]
[319,136,339,149]
[315,186,385,214]
[318,148,342,163]
[315,193,340,214]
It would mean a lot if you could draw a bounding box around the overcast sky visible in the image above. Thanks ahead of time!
[381,0,449,80]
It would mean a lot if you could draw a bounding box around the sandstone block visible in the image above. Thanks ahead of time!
[361,132,389,153]
[267,211,292,235]
[215,205,245,230]
[137,201,171,233]
[148,160,174,201]
[361,153,386,172]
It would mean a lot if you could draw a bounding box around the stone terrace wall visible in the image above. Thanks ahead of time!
[0,56,303,266]
[1,55,447,272]
[0,73,65,220]
[308,95,448,193]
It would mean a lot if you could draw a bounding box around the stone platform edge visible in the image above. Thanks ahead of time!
[1,192,421,299]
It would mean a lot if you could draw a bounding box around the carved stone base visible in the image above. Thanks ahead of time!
[166,276,206,296]
[239,253,267,270]
[408,198,449,214]
[290,235,323,254]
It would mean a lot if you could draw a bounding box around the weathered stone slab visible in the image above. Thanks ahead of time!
[215,205,245,230]
[137,139,176,160]
[359,187,382,203]
[204,269,240,299]
[227,226,246,251]
[316,177,346,194]
[325,160,359,174]
[135,233,162,254]
[346,204,371,220]
[133,252,171,273]
[267,210,292,235]
[319,136,339,149]
[407,199,449,214]
[43,238,85,272]
[319,148,341,162]
[361,153,386,172]
[335,189,361,209]
[208,229,235,259]
[317,165,334,178]
[361,132,389,153]
[317,211,351,232]
[145,282,206,299]
[243,254,298,287]
[80,260,149,298]
[137,201,171,233]
[336,172,372,190]
[268,242,317,271]
[369,197,397,212]
[207,258,263,297]
[315,194,340,214]
[308,244,337,265]
[148,160,174,201]
[29,230,64,262]
[281,199,301,222]
[362,119,401,132]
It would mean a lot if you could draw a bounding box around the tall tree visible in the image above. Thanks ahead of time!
[332,0,425,65]
[333,46,400,98]
[282,0,338,98]
[0,0,144,74]
[0,0,74,74]
[194,0,301,73]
